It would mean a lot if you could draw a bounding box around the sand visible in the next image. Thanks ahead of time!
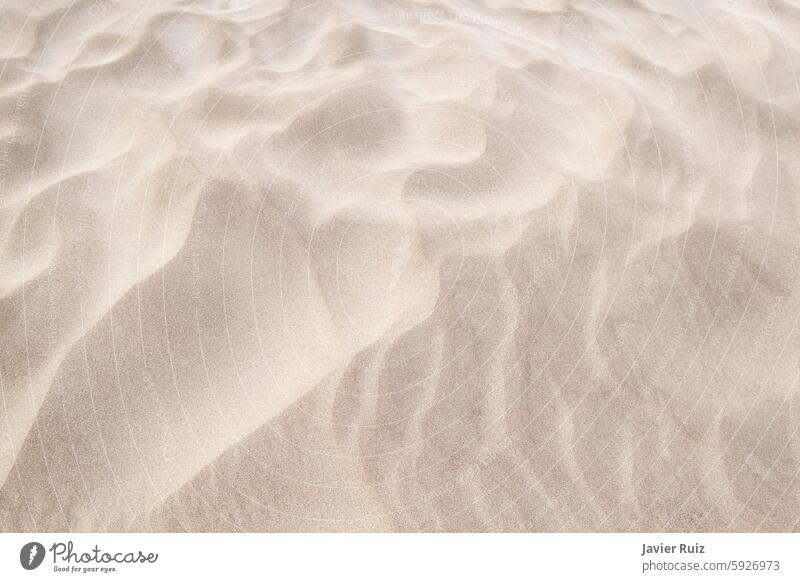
[0,0,799,532]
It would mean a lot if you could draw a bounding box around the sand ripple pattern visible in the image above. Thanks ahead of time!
[1,0,799,531]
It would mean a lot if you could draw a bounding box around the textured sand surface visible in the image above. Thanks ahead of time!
[1,0,800,532]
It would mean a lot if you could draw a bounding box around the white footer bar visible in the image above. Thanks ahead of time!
[1,533,796,581]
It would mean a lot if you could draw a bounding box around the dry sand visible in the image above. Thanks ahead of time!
[1,0,799,532]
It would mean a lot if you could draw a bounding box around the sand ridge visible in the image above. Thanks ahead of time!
[1,0,799,531]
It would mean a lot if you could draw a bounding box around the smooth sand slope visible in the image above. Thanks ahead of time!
[1,0,800,531]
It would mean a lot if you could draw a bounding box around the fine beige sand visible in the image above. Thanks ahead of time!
[1,0,799,532]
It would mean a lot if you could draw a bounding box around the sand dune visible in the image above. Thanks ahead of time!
[1,0,799,531]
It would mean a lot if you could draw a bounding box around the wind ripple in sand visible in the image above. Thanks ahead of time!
[1,0,799,532]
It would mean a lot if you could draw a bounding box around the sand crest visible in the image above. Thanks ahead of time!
[1,0,799,531]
